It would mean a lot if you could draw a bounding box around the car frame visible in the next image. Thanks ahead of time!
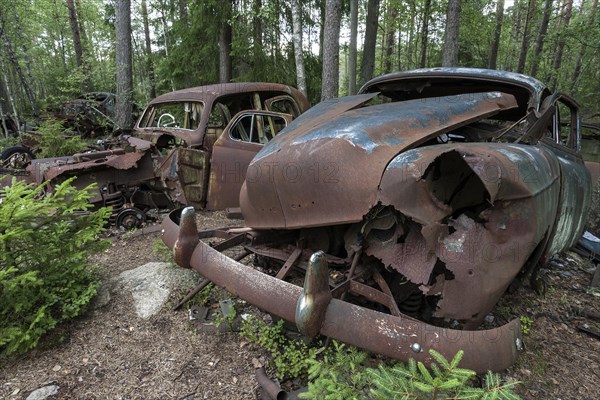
[161,68,591,372]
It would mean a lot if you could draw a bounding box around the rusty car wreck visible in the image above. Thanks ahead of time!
[1,83,308,228]
[163,68,591,372]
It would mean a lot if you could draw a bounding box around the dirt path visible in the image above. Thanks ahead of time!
[1,211,599,399]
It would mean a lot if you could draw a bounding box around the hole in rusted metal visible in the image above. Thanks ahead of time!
[423,150,491,220]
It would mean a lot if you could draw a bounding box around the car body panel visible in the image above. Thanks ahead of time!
[242,91,518,229]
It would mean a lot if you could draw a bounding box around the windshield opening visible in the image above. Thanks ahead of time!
[138,101,204,130]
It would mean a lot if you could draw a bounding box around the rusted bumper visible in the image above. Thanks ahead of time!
[162,207,522,372]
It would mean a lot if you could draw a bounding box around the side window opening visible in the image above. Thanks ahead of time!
[265,96,301,118]
[555,97,580,151]
[230,113,289,144]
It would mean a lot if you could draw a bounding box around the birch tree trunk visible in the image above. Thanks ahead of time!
[0,24,38,116]
[115,0,133,130]
[348,0,358,95]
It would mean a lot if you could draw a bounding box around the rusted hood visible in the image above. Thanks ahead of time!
[241,92,518,229]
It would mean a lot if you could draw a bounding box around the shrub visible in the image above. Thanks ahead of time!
[0,178,110,356]
[28,118,87,158]
[368,350,521,400]
[241,315,320,380]
[300,341,371,400]
[300,345,521,400]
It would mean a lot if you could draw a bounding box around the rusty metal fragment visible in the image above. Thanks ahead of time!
[255,367,287,400]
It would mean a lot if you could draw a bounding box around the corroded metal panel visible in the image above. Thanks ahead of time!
[242,92,518,229]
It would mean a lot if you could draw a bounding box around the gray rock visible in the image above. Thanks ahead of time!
[92,284,111,309]
[112,262,200,318]
[26,385,59,400]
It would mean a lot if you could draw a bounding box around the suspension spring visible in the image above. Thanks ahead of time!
[399,291,422,315]
[103,190,125,225]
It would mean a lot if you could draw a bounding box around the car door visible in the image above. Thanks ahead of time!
[206,110,292,210]
[542,94,592,254]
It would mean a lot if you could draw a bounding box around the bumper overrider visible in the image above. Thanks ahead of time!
[161,207,522,373]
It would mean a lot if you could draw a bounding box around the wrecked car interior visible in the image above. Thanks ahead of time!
[161,68,592,372]
[0,83,309,229]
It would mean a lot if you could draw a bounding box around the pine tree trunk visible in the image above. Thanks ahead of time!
[419,0,432,68]
[488,0,504,69]
[407,0,417,68]
[397,28,403,71]
[530,0,552,77]
[66,0,83,68]
[550,0,573,88]
[321,0,342,100]
[115,0,133,130]
[516,0,536,74]
[384,4,398,73]
[348,0,358,94]
[442,0,461,67]
[178,0,189,28]
[0,101,9,137]
[141,0,156,99]
[570,0,597,93]
[359,0,380,86]
[218,21,232,83]
[291,0,307,97]
[253,0,263,50]
[66,0,86,92]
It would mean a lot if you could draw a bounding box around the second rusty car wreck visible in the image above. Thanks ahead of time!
[161,68,591,372]
[1,83,308,228]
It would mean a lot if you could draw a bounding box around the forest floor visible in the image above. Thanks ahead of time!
[0,211,599,400]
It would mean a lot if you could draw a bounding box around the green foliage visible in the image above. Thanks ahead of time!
[0,136,20,150]
[0,178,110,356]
[241,315,319,380]
[300,341,371,400]
[28,119,87,158]
[519,316,533,335]
[213,300,237,331]
[368,350,521,400]
[152,239,173,263]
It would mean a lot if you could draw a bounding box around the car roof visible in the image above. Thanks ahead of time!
[360,67,549,106]
[148,82,301,104]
